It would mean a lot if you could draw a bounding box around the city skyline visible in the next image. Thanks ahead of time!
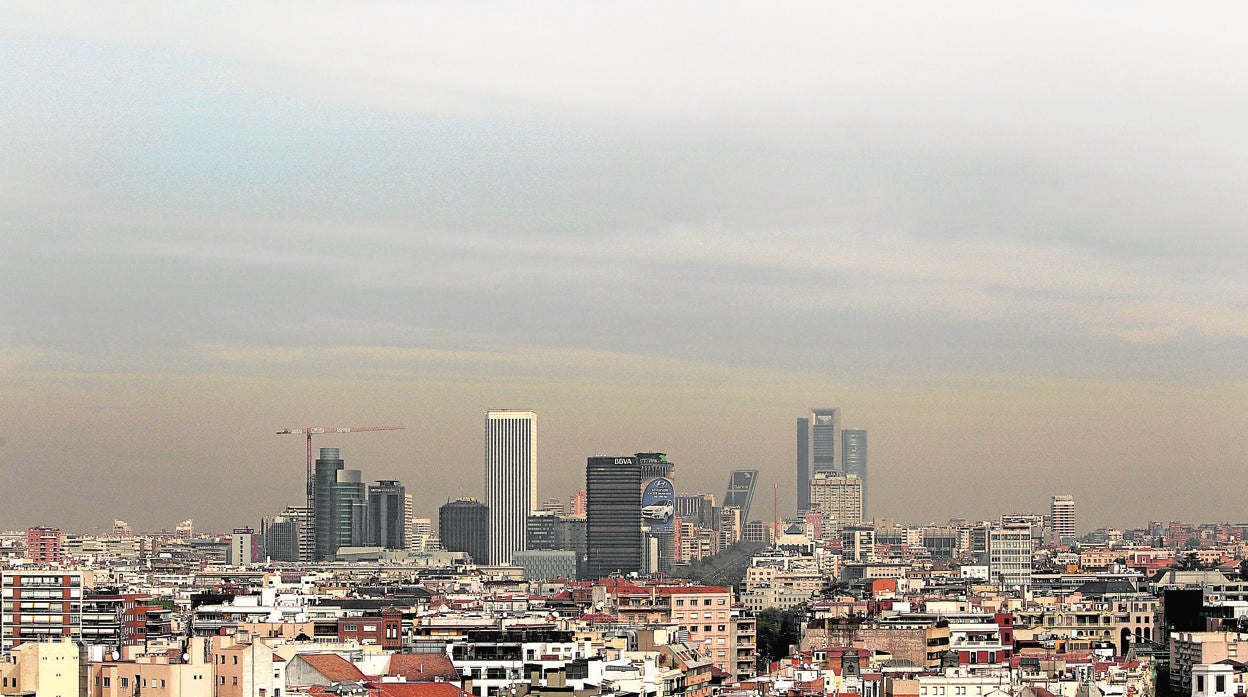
[2,4,1246,533]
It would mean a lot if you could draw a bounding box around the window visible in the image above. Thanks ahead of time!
[344,624,358,631]
[233,656,238,664]
[232,677,238,686]
[704,599,712,606]
[121,678,129,688]
[103,677,111,687]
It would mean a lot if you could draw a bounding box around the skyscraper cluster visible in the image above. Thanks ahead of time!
[307,448,408,561]
[796,407,868,521]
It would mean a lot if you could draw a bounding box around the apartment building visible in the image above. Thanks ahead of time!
[0,570,84,651]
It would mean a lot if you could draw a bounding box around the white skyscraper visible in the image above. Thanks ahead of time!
[485,409,537,565]
[1051,494,1076,541]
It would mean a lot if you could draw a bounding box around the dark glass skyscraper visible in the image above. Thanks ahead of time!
[809,408,842,476]
[723,469,759,522]
[796,417,810,513]
[841,429,868,518]
[585,455,641,578]
[313,448,366,560]
[369,480,407,550]
[313,447,344,561]
[439,498,489,565]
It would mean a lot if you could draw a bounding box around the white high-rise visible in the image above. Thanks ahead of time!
[484,409,537,565]
[1051,495,1076,541]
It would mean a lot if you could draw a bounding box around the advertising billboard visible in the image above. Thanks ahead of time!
[640,476,675,532]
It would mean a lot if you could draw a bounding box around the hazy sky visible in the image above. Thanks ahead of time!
[2,2,1247,534]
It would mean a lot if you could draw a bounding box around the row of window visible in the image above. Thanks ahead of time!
[1,576,81,586]
[677,626,728,636]
[100,676,188,689]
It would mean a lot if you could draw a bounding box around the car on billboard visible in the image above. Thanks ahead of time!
[641,500,674,522]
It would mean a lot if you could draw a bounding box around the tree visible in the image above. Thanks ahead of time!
[756,607,802,669]
[1178,552,1206,570]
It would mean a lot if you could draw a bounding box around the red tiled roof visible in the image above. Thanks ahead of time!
[388,654,461,682]
[295,654,368,684]
[372,683,469,697]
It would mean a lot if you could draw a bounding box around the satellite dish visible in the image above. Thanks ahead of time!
[111,651,120,661]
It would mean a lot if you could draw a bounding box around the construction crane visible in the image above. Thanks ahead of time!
[277,426,405,559]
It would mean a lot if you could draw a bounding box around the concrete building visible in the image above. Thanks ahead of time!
[484,409,537,565]
[1051,495,1076,541]
[229,527,261,566]
[1,570,84,651]
[90,638,213,697]
[25,526,62,565]
[210,635,287,697]
[82,591,173,647]
[1171,632,1248,693]
[842,526,876,562]
[854,616,952,669]
[809,472,863,533]
[986,522,1033,589]
[0,637,79,697]
[611,584,740,675]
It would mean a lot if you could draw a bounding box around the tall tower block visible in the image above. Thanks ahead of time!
[484,409,537,565]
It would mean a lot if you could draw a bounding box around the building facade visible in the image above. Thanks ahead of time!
[797,407,842,513]
[1,571,84,651]
[24,527,62,565]
[368,479,407,550]
[585,455,642,578]
[484,409,537,565]
[722,470,758,522]
[987,522,1033,588]
[439,498,490,565]
[809,472,863,533]
[841,429,868,518]
[1051,495,1076,541]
